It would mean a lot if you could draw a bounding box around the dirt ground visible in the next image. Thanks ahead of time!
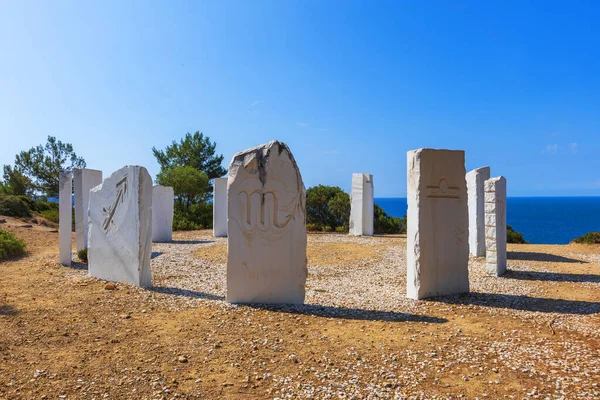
[1,216,599,399]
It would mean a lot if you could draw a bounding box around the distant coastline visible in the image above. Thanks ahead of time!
[375,196,600,245]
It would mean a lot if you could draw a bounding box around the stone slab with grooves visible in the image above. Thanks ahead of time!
[88,165,153,287]
[227,141,307,304]
[406,148,469,299]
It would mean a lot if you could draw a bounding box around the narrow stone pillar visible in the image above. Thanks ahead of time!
[349,173,374,236]
[152,185,174,242]
[485,176,507,276]
[213,177,228,237]
[406,149,469,299]
[227,141,307,304]
[466,166,490,257]
[59,170,73,266]
[74,168,103,252]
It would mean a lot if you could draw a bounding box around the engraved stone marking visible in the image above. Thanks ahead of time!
[426,177,461,199]
[102,175,128,232]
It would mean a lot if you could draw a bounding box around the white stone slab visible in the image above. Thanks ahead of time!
[213,177,228,237]
[59,170,73,266]
[485,176,507,276]
[152,185,174,242]
[349,173,374,236]
[406,149,470,300]
[227,141,307,304]
[88,165,153,287]
[466,166,490,257]
[74,168,103,252]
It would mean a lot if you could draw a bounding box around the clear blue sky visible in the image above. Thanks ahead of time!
[1,1,599,197]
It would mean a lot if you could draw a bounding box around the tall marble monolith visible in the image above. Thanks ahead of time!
[213,177,228,237]
[88,166,153,287]
[349,173,374,236]
[152,185,174,242]
[466,166,490,257]
[406,149,469,300]
[74,168,103,252]
[485,176,507,276]
[59,170,73,266]
[227,141,307,304]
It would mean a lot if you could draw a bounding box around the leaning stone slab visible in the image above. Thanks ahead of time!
[406,149,470,299]
[466,166,490,257]
[213,177,228,237]
[227,141,307,304]
[59,170,73,266]
[74,168,103,252]
[349,173,374,236]
[152,185,174,242]
[485,176,507,276]
[88,165,153,287]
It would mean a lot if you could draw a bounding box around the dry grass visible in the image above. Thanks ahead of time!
[1,216,599,399]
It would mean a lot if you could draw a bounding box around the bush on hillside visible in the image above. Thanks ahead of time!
[0,195,32,218]
[507,225,528,244]
[572,232,600,244]
[40,209,59,223]
[0,229,26,260]
[374,205,406,234]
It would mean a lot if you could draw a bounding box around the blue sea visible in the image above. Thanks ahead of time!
[375,197,600,245]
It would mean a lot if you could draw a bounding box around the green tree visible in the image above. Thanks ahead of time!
[1,166,33,196]
[306,185,350,229]
[152,132,227,193]
[156,166,208,208]
[373,205,406,234]
[5,136,85,197]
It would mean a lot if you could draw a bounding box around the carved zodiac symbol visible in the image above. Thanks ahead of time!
[239,189,294,230]
[102,175,128,232]
[426,177,460,199]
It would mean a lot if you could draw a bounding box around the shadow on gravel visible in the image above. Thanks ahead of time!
[151,251,163,259]
[245,303,448,323]
[432,292,600,315]
[150,286,225,301]
[65,261,88,271]
[0,305,20,317]
[168,240,215,245]
[508,251,587,264]
[504,270,600,283]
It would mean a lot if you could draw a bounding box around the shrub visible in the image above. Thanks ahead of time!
[173,214,202,231]
[373,205,406,234]
[507,225,528,244]
[335,226,347,233]
[171,202,212,231]
[322,225,334,232]
[0,229,26,260]
[0,195,32,218]
[572,232,600,244]
[77,248,88,262]
[32,201,59,213]
[306,223,319,232]
[40,209,59,223]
